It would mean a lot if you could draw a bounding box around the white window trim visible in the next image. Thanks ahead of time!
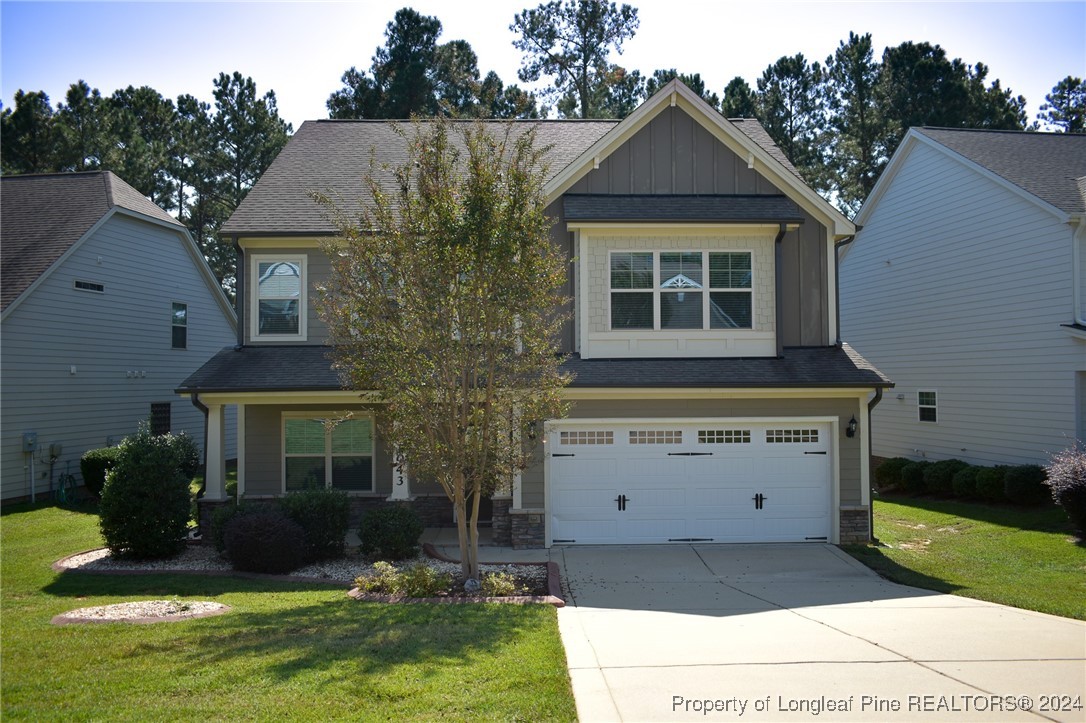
[251,254,308,341]
[918,390,938,423]
[280,411,376,494]
[607,249,755,331]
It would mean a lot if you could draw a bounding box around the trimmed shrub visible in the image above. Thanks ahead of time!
[924,459,970,497]
[951,466,981,498]
[481,571,524,596]
[1003,464,1049,506]
[359,505,424,561]
[1045,444,1086,534]
[223,509,306,574]
[355,561,452,597]
[976,466,1008,502]
[874,457,912,490]
[899,461,931,495]
[278,488,350,561]
[98,426,196,560]
[210,503,260,554]
[79,446,121,498]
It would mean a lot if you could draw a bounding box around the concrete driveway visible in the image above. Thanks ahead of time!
[554,544,1086,722]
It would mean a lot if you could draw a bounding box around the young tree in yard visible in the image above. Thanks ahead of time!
[1038,76,1085,132]
[511,0,639,118]
[315,120,570,580]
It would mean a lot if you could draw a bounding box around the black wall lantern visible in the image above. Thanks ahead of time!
[846,416,858,438]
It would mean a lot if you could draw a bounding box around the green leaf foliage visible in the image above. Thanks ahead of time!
[359,506,425,561]
[98,425,198,559]
[79,445,121,498]
[278,488,350,561]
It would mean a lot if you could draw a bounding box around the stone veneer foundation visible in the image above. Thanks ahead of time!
[838,506,871,544]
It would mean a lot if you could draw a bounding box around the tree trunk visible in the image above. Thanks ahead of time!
[468,478,482,580]
[453,472,472,580]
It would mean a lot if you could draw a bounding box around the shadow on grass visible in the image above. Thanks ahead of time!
[841,543,966,594]
[182,598,537,682]
[1,499,100,518]
[42,569,346,599]
[875,493,1075,534]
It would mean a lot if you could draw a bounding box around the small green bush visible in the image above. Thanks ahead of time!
[359,505,424,561]
[279,488,350,561]
[1003,464,1049,506]
[899,461,931,495]
[98,426,197,560]
[924,459,970,497]
[355,561,453,597]
[951,466,980,498]
[874,457,912,490]
[79,446,121,498]
[480,571,524,596]
[976,466,1008,502]
[1045,444,1086,534]
[223,509,306,574]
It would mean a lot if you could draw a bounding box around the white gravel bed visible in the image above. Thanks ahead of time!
[57,600,228,621]
[59,546,548,585]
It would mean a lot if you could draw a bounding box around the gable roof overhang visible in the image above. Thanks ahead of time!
[1,205,236,327]
[544,80,855,238]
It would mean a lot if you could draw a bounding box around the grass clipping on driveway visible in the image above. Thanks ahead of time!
[845,497,1086,621]
[1,504,576,721]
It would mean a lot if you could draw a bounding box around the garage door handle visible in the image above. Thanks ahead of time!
[551,453,575,458]
[615,494,630,511]
[804,451,827,455]
[667,452,713,456]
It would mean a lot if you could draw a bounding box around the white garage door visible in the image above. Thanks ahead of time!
[548,420,833,545]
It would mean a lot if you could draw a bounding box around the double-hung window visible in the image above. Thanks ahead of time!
[283,415,374,492]
[252,256,306,339]
[918,391,938,423]
[609,251,752,330]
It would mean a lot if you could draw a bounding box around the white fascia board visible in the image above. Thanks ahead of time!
[238,236,330,249]
[545,79,855,238]
[561,387,873,400]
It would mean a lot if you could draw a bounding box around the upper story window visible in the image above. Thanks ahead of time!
[171,302,187,349]
[609,250,752,330]
[252,255,306,340]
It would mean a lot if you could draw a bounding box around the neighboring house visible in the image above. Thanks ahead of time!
[180,80,891,548]
[1,171,238,502]
[840,128,1086,468]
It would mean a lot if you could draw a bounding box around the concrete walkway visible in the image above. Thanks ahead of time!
[423,532,1085,721]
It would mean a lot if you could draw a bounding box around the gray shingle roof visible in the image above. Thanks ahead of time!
[221,115,804,236]
[1,171,182,311]
[177,343,890,393]
[220,119,617,236]
[915,128,1086,214]
[564,194,805,223]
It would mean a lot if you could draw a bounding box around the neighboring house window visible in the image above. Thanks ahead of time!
[150,403,171,435]
[609,251,752,330]
[172,302,187,349]
[74,280,104,293]
[283,415,373,492]
[918,391,938,422]
[252,256,306,339]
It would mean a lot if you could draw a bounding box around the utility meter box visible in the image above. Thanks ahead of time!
[49,442,63,457]
[22,432,38,452]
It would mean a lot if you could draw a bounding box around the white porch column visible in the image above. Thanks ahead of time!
[235,404,246,498]
[389,445,411,500]
[204,403,227,500]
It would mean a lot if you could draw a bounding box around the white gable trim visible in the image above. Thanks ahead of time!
[856,129,1073,230]
[544,79,855,238]
[2,207,236,329]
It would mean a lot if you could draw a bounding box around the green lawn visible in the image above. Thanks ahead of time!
[845,496,1086,620]
[1,504,576,721]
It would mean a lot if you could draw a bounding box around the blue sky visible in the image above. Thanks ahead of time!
[2,0,1084,129]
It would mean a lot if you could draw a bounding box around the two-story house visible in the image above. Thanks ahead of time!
[1,171,237,502]
[179,81,891,548]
